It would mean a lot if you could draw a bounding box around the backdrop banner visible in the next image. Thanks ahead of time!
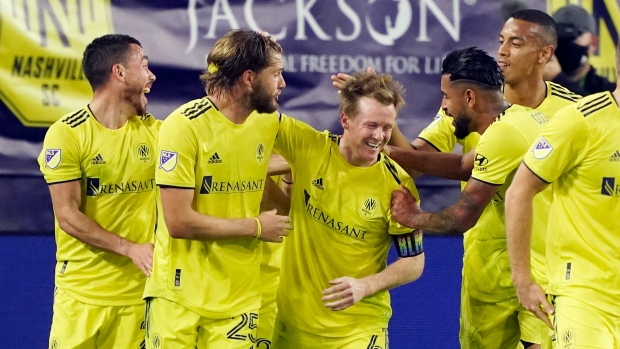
[1,0,617,233]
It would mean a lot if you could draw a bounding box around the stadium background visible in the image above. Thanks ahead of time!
[0,0,617,347]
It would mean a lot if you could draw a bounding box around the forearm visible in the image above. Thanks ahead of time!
[409,204,479,235]
[261,176,290,215]
[505,186,535,283]
[165,209,257,241]
[389,147,470,181]
[361,254,425,296]
[388,124,415,150]
[58,211,135,257]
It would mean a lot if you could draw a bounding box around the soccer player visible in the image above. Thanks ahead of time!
[350,9,578,349]
[143,30,291,349]
[271,71,425,348]
[388,45,561,349]
[506,45,620,349]
[38,34,157,348]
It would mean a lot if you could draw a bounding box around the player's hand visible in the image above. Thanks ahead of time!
[514,278,554,329]
[321,276,369,311]
[331,67,376,91]
[257,209,291,243]
[390,184,421,228]
[258,31,277,43]
[126,242,154,277]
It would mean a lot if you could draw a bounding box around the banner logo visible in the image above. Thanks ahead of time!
[0,0,114,126]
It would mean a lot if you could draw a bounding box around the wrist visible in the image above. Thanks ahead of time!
[251,217,262,238]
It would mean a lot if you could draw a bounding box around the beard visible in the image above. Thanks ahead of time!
[453,115,472,140]
[249,82,278,114]
[124,85,147,116]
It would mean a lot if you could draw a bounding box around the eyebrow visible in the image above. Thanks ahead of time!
[142,55,149,61]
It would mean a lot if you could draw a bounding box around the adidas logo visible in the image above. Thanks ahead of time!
[610,150,620,162]
[312,178,324,190]
[90,153,106,165]
[208,152,222,164]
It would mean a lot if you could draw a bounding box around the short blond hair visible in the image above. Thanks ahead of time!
[339,72,405,117]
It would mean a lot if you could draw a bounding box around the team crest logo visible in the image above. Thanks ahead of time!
[532,137,553,159]
[160,150,178,172]
[562,329,575,349]
[49,338,59,349]
[256,143,265,164]
[152,333,161,348]
[45,149,61,169]
[136,143,152,164]
[358,196,379,218]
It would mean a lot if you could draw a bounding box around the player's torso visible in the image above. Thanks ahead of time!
[279,136,412,334]
[53,111,158,304]
[148,101,280,317]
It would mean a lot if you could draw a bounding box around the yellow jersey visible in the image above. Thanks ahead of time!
[39,107,159,306]
[471,104,551,289]
[144,98,280,318]
[274,115,422,337]
[523,91,620,315]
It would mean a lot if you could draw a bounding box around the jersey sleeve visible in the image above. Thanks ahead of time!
[471,121,529,186]
[155,114,198,188]
[38,122,82,184]
[523,106,588,183]
[388,174,420,235]
[417,109,457,152]
[274,114,325,164]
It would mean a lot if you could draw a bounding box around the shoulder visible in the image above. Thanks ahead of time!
[546,81,581,103]
[172,97,214,122]
[56,108,91,130]
[574,91,615,118]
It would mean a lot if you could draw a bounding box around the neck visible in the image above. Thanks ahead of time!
[88,89,136,130]
[209,90,253,125]
[476,97,511,135]
[338,135,377,168]
[503,78,547,109]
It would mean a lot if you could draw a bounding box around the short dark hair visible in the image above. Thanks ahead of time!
[82,34,142,91]
[442,47,504,91]
[510,9,558,47]
[200,30,283,96]
[339,71,405,117]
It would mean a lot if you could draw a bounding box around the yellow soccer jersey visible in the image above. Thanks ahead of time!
[418,108,480,154]
[418,109,511,302]
[471,105,551,289]
[536,81,581,118]
[38,107,159,306]
[523,92,620,314]
[260,159,286,310]
[274,115,422,337]
[144,98,280,318]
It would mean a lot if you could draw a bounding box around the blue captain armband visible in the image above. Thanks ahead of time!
[392,230,424,257]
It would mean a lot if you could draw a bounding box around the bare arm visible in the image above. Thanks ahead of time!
[505,163,554,328]
[260,176,290,215]
[49,180,154,276]
[322,253,424,311]
[267,153,291,176]
[160,187,291,242]
[391,179,497,235]
[386,146,473,181]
